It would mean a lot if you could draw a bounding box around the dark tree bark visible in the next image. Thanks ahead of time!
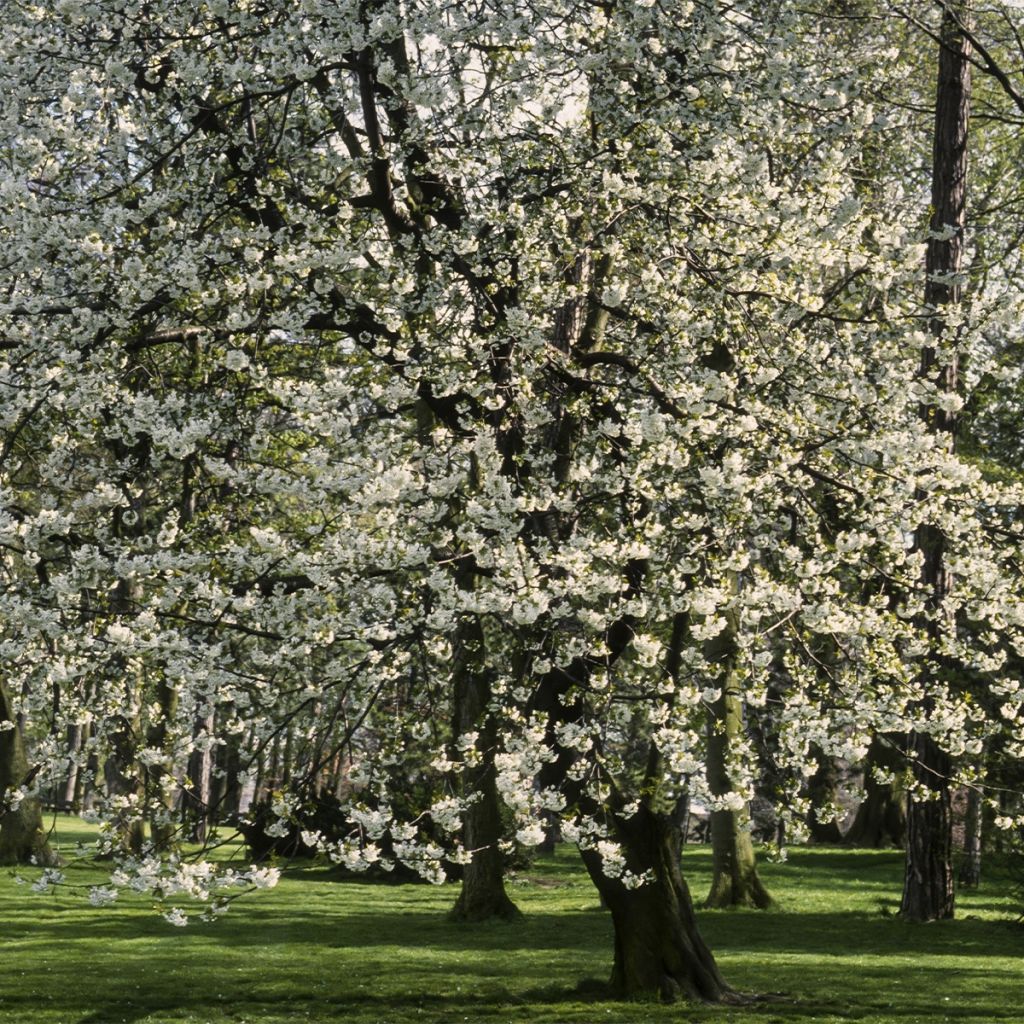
[448,617,520,922]
[182,711,216,844]
[581,807,731,1002]
[211,709,243,823]
[846,735,906,848]
[805,745,844,844]
[531,621,733,1001]
[901,734,954,920]
[0,680,58,866]
[901,0,971,923]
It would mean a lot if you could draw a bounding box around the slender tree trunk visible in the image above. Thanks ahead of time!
[581,807,731,1002]
[60,723,83,812]
[266,732,281,796]
[0,680,58,866]
[101,578,146,857]
[145,677,179,852]
[183,712,215,843]
[252,735,268,806]
[703,598,772,909]
[79,723,97,812]
[901,0,971,923]
[281,723,294,787]
[212,712,243,823]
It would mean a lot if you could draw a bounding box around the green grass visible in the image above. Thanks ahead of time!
[1,818,1022,1024]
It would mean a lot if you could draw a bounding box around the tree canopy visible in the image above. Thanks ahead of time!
[2,0,1024,1000]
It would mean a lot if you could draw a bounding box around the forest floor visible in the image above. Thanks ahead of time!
[0,817,1021,1024]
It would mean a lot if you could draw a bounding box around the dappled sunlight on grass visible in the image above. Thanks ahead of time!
[0,818,1021,1023]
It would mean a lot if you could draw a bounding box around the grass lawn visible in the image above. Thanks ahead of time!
[1,817,1022,1024]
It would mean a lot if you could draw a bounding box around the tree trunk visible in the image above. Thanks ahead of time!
[212,713,243,823]
[901,734,954,920]
[902,0,971,924]
[0,680,58,866]
[101,713,145,857]
[581,807,731,1002]
[846,735,906,848]
[448,618,519,922]
[705,807,772,910]
[531,645,732,1000]
[145,677,179,852]
[958,784,982,888]
[59,723,83,812]
[182,712,215,844]
[805,745,844,844]
[703,605,772,909]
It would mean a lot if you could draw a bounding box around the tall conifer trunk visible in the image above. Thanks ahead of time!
[901,0,971,923]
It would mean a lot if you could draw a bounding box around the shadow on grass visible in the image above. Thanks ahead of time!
[62,966,1024,1024]
[11,902,1019,962]
[6,841,1020,1024]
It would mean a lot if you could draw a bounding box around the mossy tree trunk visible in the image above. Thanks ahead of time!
[703,596,772,910]
[102,711,145,857]
[0,680,58,866]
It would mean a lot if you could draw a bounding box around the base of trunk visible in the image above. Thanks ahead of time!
[582,810,733,1003]
[448,885,522,922]
[604,884,727,1001]
[704,868,773,910]
[807,819,844,845]
[845,788,906,848]
[448,847,521,922]
[704,809,774,910]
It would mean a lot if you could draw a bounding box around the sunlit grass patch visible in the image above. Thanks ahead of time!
[0,818,1021,1023]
